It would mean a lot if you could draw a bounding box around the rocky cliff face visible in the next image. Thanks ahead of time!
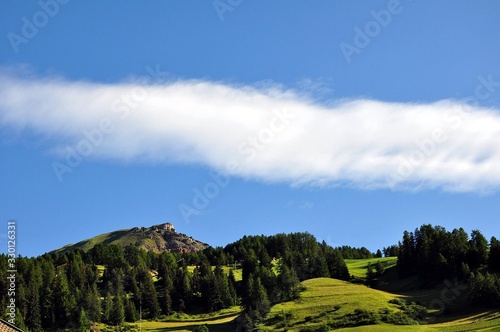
[134,223,208,253]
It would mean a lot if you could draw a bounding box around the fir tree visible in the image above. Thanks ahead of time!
[78,308,91,332]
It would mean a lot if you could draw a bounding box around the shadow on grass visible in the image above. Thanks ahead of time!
[145,319,237,332]
[165,312,239,323]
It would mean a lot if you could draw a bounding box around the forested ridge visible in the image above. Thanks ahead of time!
[1,226,499,331]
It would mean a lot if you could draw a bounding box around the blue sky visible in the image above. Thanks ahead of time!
[1,1,500,257]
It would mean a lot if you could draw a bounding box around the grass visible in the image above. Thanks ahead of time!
[345,257,398,279]
[261,277,405,332]
[333,310,500,331]
[96,307,240,332]
[260,276,500,332]
[139,313,238,331]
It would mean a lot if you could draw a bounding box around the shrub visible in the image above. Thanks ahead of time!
[382,311,418,325]
[329,308,379,328]
[299,324,330,332]
[389,298,406,306]
[193,324,209,332]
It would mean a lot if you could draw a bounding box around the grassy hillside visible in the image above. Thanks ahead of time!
[260,277,500,332]
[261,278,405,331]
[345,257,398,279]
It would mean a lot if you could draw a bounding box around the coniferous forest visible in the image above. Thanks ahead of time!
[1,226,499,331]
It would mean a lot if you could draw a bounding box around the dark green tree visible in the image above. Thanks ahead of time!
[468,272,500,307]
[124,296,138,322]
[78,308,91,332]
[467,230,489,270]
[277,263,300,301]
[53,271,76,326]
[26,282,42,331]
[397,230,416,278]
[84,283,101,324]
[110,294,125,326]
[14,308,29,332]
[250,276,270,318]
[489,236,500,272]
[138,266,161,319]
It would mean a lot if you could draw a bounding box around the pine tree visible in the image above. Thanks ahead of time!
[110,294,125,327]
[175,265,192,311]
[53,271,76,326]
[325,249,350,281]
[250,276,270,318]
[277,263,300,301]
[138,266,161,319]
[366,263,377,287]
[467,230,489,270]
[16,283,28,320]
[398,231,416,278]
[160,274,173,315]
[85,283,101,324]
[102,291,113,324]
[26,282,42,331]
[41,285,55,327]
[489,236,500,272]
[468,272,500,307]
[124,296,138,322]
[78,308,91,332]
[14,308,29,331]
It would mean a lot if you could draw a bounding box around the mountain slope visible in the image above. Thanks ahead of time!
[52,222,209,254]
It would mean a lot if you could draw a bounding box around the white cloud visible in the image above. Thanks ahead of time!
[1,72,500,192]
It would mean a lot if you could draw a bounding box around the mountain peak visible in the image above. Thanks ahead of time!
[52,222,208,254]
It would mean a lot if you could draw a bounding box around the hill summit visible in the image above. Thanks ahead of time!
[53,222,209,254]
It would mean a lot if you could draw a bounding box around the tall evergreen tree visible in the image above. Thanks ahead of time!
[467,230,489,270]
[489,236,500,272]
[124,296,138,322]
[14,308,29,332]
[277,263,300,301]
[53,271,76,326]
[85,283,101,324]
[138,266,161,319]
[397,230,416,278]
[41,285,55,327]
[78,308,91,332]
[26,282,42,331]
[110,295,125,327]
[249,276,270,318]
